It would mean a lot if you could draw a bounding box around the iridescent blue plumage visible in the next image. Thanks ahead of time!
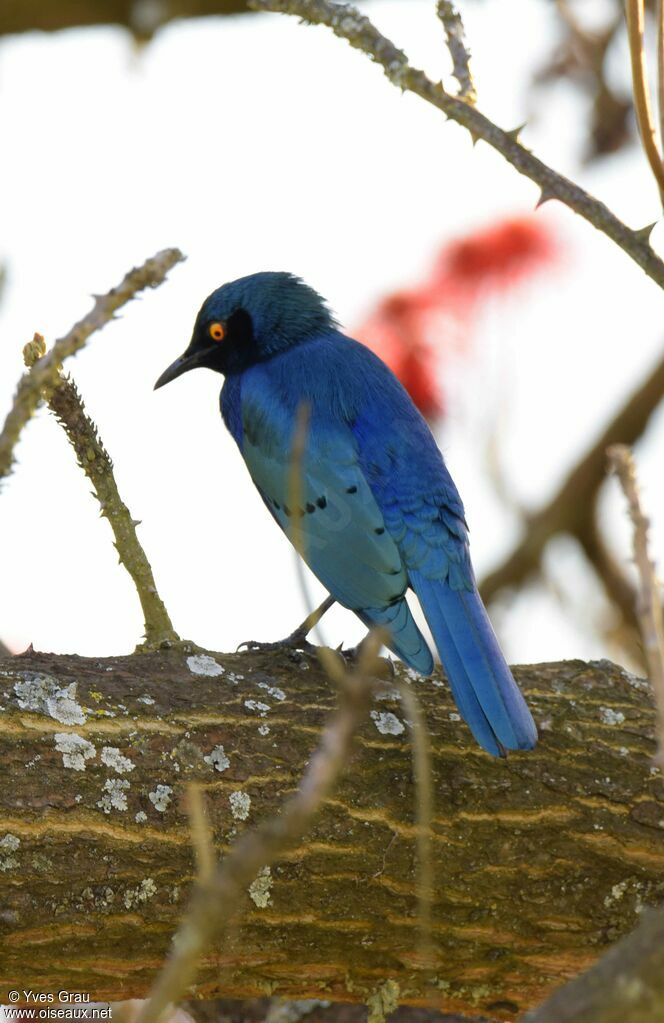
[155,272,537,756]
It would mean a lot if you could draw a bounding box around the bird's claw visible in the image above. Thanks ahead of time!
[236,631,316,655]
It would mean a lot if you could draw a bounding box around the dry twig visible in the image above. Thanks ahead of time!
[22,335,181,651]
[625,0,664,202]
[135,634,382,1023]
[248,0,664,290]
[0,247,184,485]
[607,444,664,767]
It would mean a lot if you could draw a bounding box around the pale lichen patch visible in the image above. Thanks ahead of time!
[186,655,224,677]
[249,865,273,908]
[229,790,251,820]
[244,699,270,717]
[101,746,135,774]
[54,733,96,771]
[97,778,130,814]
[204,745,230,773]
[599,706,626,726]
[367,980,400,1023]
[257,682,286,701]
[149,784,173,812]
[604,880,629,907]
[124,877,157,909]
[370,711,405,736]
[0,834,20,872]
[14,674,86,725]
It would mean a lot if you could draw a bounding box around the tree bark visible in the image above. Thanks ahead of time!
[0,650,662,1020]
[2,1,249,38]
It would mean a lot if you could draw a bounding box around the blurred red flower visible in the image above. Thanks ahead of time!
[355,216,559,419]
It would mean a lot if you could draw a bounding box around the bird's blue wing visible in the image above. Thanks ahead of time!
[348,341,537,755]
[224,364,432,673]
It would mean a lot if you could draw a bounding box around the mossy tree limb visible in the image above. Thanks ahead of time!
[21,340,181,652]
[0,651,662,1020]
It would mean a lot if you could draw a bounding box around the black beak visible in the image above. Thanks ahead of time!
[154,350,203,390]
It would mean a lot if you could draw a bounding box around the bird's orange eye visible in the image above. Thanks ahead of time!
[208,322,226,342]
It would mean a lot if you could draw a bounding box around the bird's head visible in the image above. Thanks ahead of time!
[154,271,336,389]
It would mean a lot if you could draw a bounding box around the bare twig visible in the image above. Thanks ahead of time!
[22,336,181,651]
[394,682,434,949]
[0,247,184,485]
[248,0,664,291]
[135,635,382,1023]
[187,784,215,883]
[625,0,664,202]
[607,444,664,767]
[436,1,476,103]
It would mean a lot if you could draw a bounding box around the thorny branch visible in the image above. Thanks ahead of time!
[248,0,664,290]
[22,335,182,651]
[134,635,383,1023]
[608,444,664,767]
[436,1,476,103]
[0,247,184,485]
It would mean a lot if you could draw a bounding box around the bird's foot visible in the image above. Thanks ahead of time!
[237,627,316,656]
[237,596,336,657]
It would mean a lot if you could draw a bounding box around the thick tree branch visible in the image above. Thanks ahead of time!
[1,650,662,1020]
[0,1,251,39]
[248,0,664,292]
[0,248,184,486]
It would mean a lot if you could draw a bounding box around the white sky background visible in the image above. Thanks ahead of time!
[0,0,662,663]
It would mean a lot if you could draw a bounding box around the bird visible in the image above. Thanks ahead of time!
[154,272,537,757]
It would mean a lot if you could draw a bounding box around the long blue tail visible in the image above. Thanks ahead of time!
[410,571,537,756]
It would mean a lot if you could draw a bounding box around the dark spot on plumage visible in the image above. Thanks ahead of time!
[306,502,316,513]
[374,527,385,535]
[316,496,327,509]
[346,485,358,494]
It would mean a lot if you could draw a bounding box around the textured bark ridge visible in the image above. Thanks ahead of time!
[0,651,662,1019]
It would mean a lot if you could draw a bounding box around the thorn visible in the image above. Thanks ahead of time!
[634,221,658,244]
[505,122,527,144]
[535,187,556,209]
